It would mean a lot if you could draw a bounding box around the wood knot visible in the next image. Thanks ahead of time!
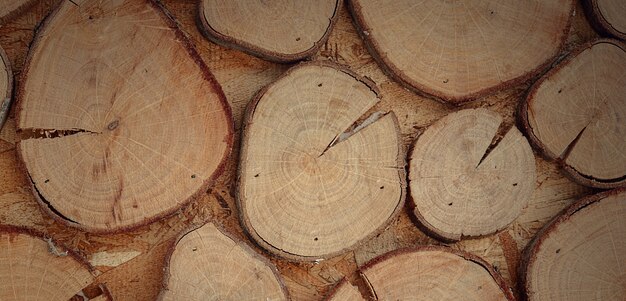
[107,120,119,131]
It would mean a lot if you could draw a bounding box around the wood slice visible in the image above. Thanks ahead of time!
[0,44,11,129]
[0,225,111,301]
[409,109,536,241]
[521,189,626,300]
[359,246,514,300]
[348,0,574,104]
[238,61,406,260]
[158,223,288,300]
[0,0,36,24]
[325,279,365,301]
[198,0,341,62]
[583,0,626,40]
[15,0,233,233]
[521,39,626,188]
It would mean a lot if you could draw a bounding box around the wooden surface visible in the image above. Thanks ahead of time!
[0,0,599,300]
[409,108,536,241]
[521,189,625,300]
[348,0,574,103]
[521,39,626,189]
[16,0,233,233]
[198,0,341,62]
[239,62,405,261]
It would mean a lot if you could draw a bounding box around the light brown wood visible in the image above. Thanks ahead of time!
[198,0,341,62]
[584,0,626,40]
[159,223,288,301]
[325,279,365,301]
[0,226,107,301]
[522,189,626,301]
[0,44,11,130]
[16,0,233,233]
[0,0,35,24]
[409,109,536,241]
[348,0,574,103]
[521,39,626,188]
[238,61,406,260]
[0,1,602,300]
[359,246,514,300]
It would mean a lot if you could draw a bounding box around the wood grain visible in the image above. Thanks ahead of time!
[0,0,598,300]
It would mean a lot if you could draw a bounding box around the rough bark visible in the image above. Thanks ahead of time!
[583,0,626,40]
[0,44,11,130]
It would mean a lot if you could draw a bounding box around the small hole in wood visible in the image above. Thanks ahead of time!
[556,248,561,254]
[318,83,322,87]
[380,186,384,189]
[191,174,196,179]
[443,79,449,83]
[490,11,494,15]
[296,37,301,41]
[133,204,138,208]
[314,237,318,241]
[44,179,50,183]
[558,89,562,93]
[192,247,197,251]
[512,183,518,186]
[107,120,119,131]
[448,202,453,206]
[254,173,260,178]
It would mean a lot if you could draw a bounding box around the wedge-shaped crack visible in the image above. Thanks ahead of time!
[409,109,536,241]
[239,62,405,260]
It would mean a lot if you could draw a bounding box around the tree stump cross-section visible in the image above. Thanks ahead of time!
[348,0,574,103]
[238,61,406,260]
[159,223,288,300]
[0,225,112,301]
[198,0,342,62]
[521,189,626,300]
[521,39,626,188]
[327,246,515,300]
[16,0,233,233]
[409,108,536,241]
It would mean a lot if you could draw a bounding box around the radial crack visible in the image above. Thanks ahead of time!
[476,121,512,168]
[318,111,386,157]
[20,127,101,140]
[559,125,587,160]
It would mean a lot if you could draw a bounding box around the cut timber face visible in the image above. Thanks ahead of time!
[159,223,288,301]
[522,39,626,188]
[0,44,11,128]
[409,109,536,241]
[0,0,35,24]
[325,279,365,301]
[359,246,514,300]
[238,61,406,260]
[16,0,233,233]
[348,0,574,103]
[0,226,111,301]
[198,0,341,62]
[522,189,626,301]
[584,0,626,40]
